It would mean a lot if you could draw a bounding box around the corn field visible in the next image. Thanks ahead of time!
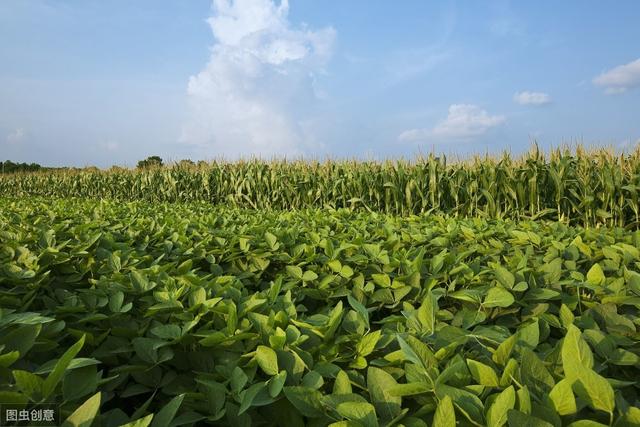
[2,145,640,227]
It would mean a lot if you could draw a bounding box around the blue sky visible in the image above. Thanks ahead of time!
[1,0,639,167]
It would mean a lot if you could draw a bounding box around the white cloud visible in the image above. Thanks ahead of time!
[593,58,640,94]
[399,104,505,143]
[6,128,26,144]
[180,0,336,158]
[513,91,551,106]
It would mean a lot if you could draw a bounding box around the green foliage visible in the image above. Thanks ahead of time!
[0,196,639,425]
[0,160,44,174]
[136,156,163,169]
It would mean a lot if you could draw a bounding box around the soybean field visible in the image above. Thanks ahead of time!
[1,148,640,427]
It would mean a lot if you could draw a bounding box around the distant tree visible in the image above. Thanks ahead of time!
[1,160,43,173]
[136,156,163,169]
[177,159,195,168]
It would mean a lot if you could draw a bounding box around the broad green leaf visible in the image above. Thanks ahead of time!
[566,421,608,427]
[493,334,517,366]
[367,367,401,421]
[433,395,456,427]
[388,382,432,397]
[416,291,437,334]
[0,391,29,405]
[0,351,20,368]
[264,231,277,249]
[108,252,121,272]
[13,370,44,399]
[559,304,574,328]
[334,370,352,395]
[131,270,154,293]
[520,349,555,398]
[495,266,515,289]
[335,401,378,427]
[517,386,531,414]
[562,325,594,383]
[347,295,370,330]
[132,337,169,364]
[467,359,499,387]
[548,379,576,416]
[268,371,287,397]
[586,263,605,286]
[357,330,381,357]
[283,386,325,418]
[0,324,41,357]
[573,368,615,415]
[486,386,516,427]
[396,335,424,367]
[506,410,553,427]
[484,287,515,308]
[61,392,101,427]
[286,266,303,280]
[43,335,85,399]
[231,367,249,393]
[62,365,98,401]
[256,345,279,376]
[120,414,154,427]
[517,320,540,350]
[150,394,184,427]
[150,324,182,340]
[302,270,318,282]
[238,382,268,415]
[436,384,484,426]
[372,273,391,288]
[302,371,324,389]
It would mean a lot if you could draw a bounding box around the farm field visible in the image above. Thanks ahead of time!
[1,195,639,426]
[1,148,640,228]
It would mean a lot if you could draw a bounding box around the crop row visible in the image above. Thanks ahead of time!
[2,146,640,227]
[1,197,639,425]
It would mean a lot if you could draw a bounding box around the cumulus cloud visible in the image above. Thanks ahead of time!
[593,58,640,94]
[398,104,505,143]
[6,128,26,144]
[180,0,336,158]
[513,91,551,106]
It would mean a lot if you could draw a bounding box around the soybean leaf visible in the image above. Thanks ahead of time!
[486,386,515,427]
[43,334,85,399]
[433,395,456,427]
[562,325,594,383]
[484,287,515,308]
[548,379,576,416]
[495,266,515,289]
[121,414,154,427]
[506,410,553,427]
[61,392,101,427]
[367,367,401,421]
[256,345,279,376]
[150,394,185,427]
[283,386,325,418]
[467,359,499,387]
[586,263,605,286]
[573,368,615,416]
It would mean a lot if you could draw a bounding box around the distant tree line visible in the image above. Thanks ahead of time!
[136,156,207,169]
[1,160,44,174]
[1,156,206,174]
[136,156,164,169]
